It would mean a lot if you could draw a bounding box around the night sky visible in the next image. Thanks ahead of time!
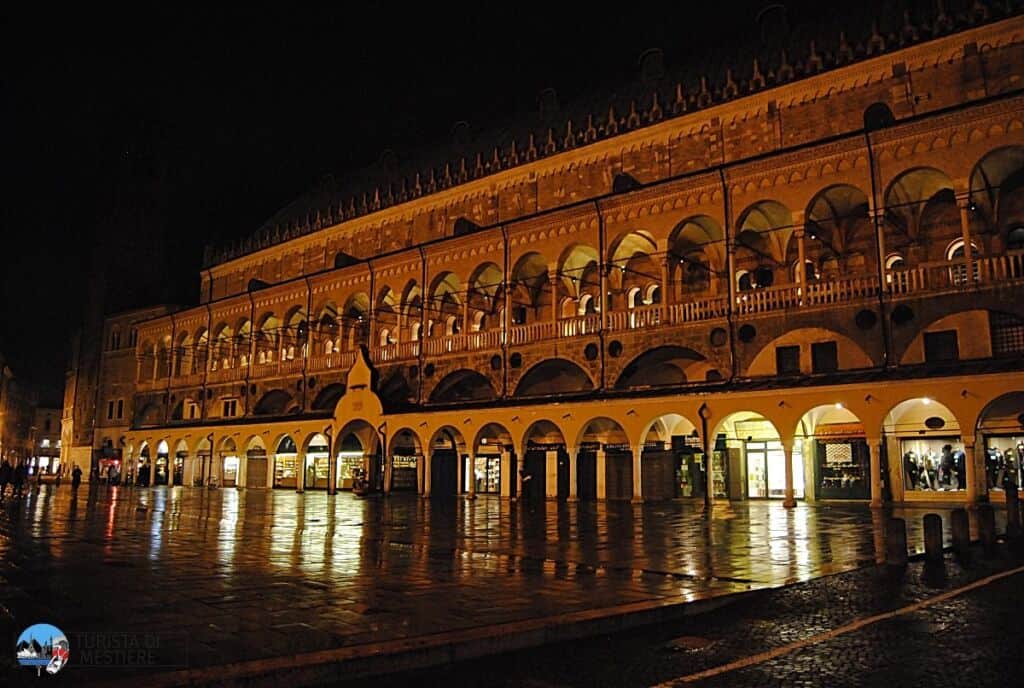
[2,1,882,404]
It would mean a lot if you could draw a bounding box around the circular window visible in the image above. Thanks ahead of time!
[924,416,946,430]
[891,304,914,325]
[584,343,599,361]
[308,376,317,389]
[424,363,435,378]
[754,266,774,288]
[490,355,502,370]
[608,340,623,358]
[710,327,728,347]
[705,369,723,382]
[510,353,523,369]
[855,309,878,330]
[1008,227,1024,250]
[738,324,757,342]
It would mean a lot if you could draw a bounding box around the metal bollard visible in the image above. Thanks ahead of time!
[977,504,997,555]
[950,508,970,563]
[886,517,908,567]
[1006,482,1022,538]
[923,513,944,564]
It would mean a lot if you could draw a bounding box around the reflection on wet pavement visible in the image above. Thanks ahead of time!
[0,485,1001,672]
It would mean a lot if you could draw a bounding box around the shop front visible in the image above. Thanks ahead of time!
[336,451,364,490]
[173,452,185,486]
[977,392,1024,499]
[303,436,330,490]
[390,454,419,491]
[469,454,501,494]
[745,439,804,500]
[897,436,967,494]
[805,422,870,501]
[273,436,298,489]
[222,454,240,487]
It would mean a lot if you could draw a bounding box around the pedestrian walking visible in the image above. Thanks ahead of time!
[55,469,62,488]
[71,465,82,490]
[0,459,12,501]
[12,462,27,499]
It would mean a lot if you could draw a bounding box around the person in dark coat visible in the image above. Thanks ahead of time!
[71,465,82,490]
[12,462,28,498]
[0,459,12,500]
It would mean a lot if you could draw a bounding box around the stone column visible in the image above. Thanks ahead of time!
[549,274,559,329]
[467,456,477,500]
[596,448,607,500]
[868,437,883,508]
[545,449,558,499]
[972,440,988,505]
[631,445,643,504]
[266,454,275,490]
[567,445,579,502]
[456,454,464,495]
[422,452,432,497]
[958,198,973,264]
[500,451,511,497]
[782,439,797,508]
[327,438,338,496]
[963,435,979,506]
[417,453,425,495]
[383,452,393,495]
[296,452,304,493]
[868,438,884,507]
[795,228,807,287]
[515,452,524,500]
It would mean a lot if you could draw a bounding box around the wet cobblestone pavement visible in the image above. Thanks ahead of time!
[357,551,1024,688]
[0,484,1009,686]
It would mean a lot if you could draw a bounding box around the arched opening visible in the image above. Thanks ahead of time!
[376,286,398,346]
[558,243,601,315]
[136,442,152,487]
[884,167,956,256]
[468,262,503,332]
[193,328,209,373]
[253,389,292,416]
[173,439,189,487]
[302,433,331,490]
[379,369,416,410]
[514,359,594,397]
[193,436,212,487]
[272,435,298,489]
[336,420,382,492]
[316,302,339,354]
[211,323,234,370]
[803,184,872,280]
[614,345,707,390]
[509,252,550,326]
[429,272,463,337]
[669,215,725,298]
[311,383,346,411]
[428,426,467,497]
[640,413,700,500]
[522,420,569,500]
[472,423,513,496]
[429,369,497,403]
[577,417,632,500]
[244,436,268,488]
[219,437,240,488]
[608,231,657,313]
[976,391,1024,495]
[401,280,423,342]
[884,398,963,496]
[153,439,170,486]
[796,404,870,501]
[713,411,801,500]
[340,293,370,351]
[735,200,794,288]
[387,428,423,493]
[969,145,1024,238]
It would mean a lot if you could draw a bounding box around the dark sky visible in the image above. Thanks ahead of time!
[1,1,891,405]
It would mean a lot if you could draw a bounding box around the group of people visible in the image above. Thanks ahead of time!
[0,460,83,501]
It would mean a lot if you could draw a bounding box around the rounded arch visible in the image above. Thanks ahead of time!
[379,368,416,409]
[969,145,1024,229]
[575,416,630,448]
[311,383,346,411]
[804,184,871,257]
[608,230,657,264]
[639,413,698,448]
[736,200,794,264]
[429,369,497,403]
[388,427,424,458]
[522,419,567,451]
[515,358,595,397]
[429,271,462,306]
[253,389,293,416]
[274,434,298,455]
[614,345,708,389]
[712,410,781,444]
[883,397,961,434]
[747,328,874,376]
[156,439,170,455]
[884,166,955,238]
[428,425,468,455]
[244,435,266,452]
[510,251,550,318]
[174,439,189,455]
[468,261,503,299]
[218,436,237,454]
[794,403,864,438]
[557,243,599,298]
[473,423,514,455]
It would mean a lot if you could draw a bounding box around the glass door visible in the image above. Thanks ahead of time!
[222,455,239,487]
[746,442,768,498]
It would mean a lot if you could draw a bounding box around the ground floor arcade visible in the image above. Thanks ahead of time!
[123,357,1024,507]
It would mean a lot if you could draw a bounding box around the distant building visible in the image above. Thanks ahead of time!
[31,408,62,477]
[0,354,39,466]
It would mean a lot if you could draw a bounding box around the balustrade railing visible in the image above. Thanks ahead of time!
[308,351,356,372]
[667,295,729,323]
[510,320,556,345]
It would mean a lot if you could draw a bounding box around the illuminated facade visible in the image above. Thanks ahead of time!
[115,10,1024,506]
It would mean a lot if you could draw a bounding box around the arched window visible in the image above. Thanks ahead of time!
[110,327,122,350]
[754,266,774,288]
[410,322,421,342]
[885,253,906,270]
[472,311,486,331]
[644,284,661,305]
[626,286,642,309]
[445,315,459,336]
[792,260,817,283]
[379,328,391,347]
[945,238,980,261]
[578,293,595,315]
[737,270,753,292]
[1008,226,1024,250]
[324,340,334,354]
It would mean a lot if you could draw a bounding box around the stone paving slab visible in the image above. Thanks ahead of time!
[0,485,1006,687]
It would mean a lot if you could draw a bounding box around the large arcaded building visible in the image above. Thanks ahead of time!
[109,7,1024,507]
